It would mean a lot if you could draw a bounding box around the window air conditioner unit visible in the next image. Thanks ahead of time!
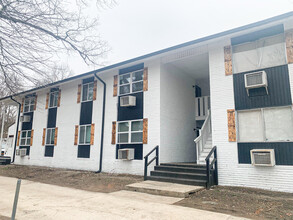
[244,71,268,95]
[120,96,136,107]
[16,149,27,157]
[118,148,135,160]
[250,149,275,167]
[20,115,31,123]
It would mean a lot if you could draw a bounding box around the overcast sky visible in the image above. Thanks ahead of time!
[67,0,293,75]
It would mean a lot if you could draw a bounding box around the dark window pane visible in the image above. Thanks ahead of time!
[120,85,130,95]
[119,74,130,85]
[132,81,143,92]
[132,71,143,82]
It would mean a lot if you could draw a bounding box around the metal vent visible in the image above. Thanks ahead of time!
[253,152,271,164]
[246,72,263,86]
[118,148,134,160]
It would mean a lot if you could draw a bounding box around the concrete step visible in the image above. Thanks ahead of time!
[154,165,206,174]
[147,176,207,187]
[0,157,11,165]
[151,170,207,181]
[126,180,204,198]
[160,163,206,169]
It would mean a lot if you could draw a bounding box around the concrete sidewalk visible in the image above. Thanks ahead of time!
[0,176,248,220]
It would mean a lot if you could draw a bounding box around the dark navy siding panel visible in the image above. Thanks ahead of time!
[22,112,34,130]
[118,92,143,121]
[231,24,284,45]
[116,144,143,160]
[238,142,293,165]
[78,145,90,158]
[47,108,57,128]
[119,63,144,75]
[45,146,54,157]
[233,65,292,110]
[82,77,94,84]
[80,101,93,125]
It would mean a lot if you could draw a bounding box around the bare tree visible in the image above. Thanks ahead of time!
[0,0,112,94]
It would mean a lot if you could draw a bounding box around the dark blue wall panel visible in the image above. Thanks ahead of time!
[47,108,57,128]
[238,142,293,165]
[118,92,143,121]
[119,63,144,75]
[78,145,90,158]
[233,65,292,110]
[116,144,143,160]
[82,77,94,84]
[231,24,284,45]
[80,101,93,125]
[22,112,33,130]
[45,146,54,157]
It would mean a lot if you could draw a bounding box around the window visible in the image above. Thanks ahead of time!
[79,125,91,145]
[20,130,31,146]
[82,82,94,102]
[117,120,143,144]
[46,128,55,145]
[238,106,293,142]
[49,91,59,108]
[23,97,35,113]
[119,70,143,95]
[232,33,286,73]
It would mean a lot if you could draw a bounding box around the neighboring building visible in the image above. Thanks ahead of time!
[1,12,293,193]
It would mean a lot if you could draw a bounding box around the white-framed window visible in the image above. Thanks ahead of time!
[82,82,94,102]
[119,70,143,95]
[237,106,293,142]
[117,120,143,144]
[49,90,59,108]
[46,128,55,145]
[232,33,286,74]
[23,97,35,113]
[79,124,91,145]
[20,130,31,146]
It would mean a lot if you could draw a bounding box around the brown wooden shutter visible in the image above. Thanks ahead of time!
[45,93,49,109]
[111,121,116,144]
[17,131,20,146]
[143,118,148,144]
[54,127,58,146]
[20,98,24,113]
[34,95,37,111]
[90,124,95,145]
[30,129,34,146]
[57,90,61,107]
[42,128,46,146]
[224,46,232,76]
[93,80,97,101]
[286,29,293,64]
[227,109,236,142]
[143,68,148,91]
[113,75,118,97]
[77,84,82,103]
[74,125,79,145]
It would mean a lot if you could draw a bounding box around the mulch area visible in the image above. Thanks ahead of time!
[175,186,293,220]
[0,164,142,193]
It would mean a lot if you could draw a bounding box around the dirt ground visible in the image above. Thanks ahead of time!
[1,165,293,220]
[0,165,142,193]
[176,186,293,220]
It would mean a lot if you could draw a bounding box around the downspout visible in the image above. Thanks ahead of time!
[10,96,21,163]
[93,72,106,173]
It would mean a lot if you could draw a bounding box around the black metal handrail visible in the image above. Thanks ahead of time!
[205,146,218,189]
[144,145,159,180]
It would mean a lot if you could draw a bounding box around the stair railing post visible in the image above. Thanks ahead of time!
[214,147,218,185]
[144,157,148,181]
[155,146,159,166]
[206,158,210,189]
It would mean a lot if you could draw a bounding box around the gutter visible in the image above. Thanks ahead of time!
[93,72,106,173]
[10,96,21,163]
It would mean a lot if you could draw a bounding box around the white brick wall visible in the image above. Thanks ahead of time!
[209,38,293,193]
[160,64,196,163]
